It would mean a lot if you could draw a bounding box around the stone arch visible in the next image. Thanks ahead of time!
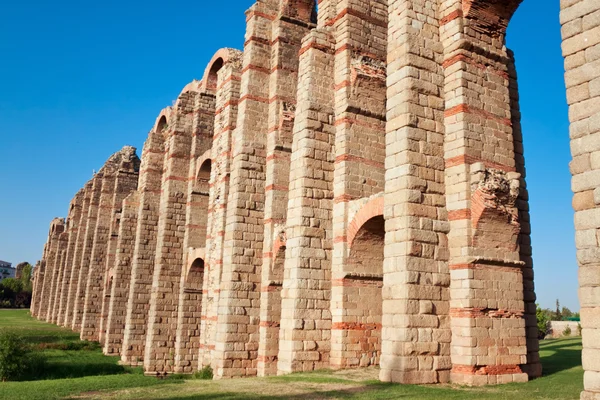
[462,0,522,37]
[194,150,212,195]
[347,197,384,248]
[200,48,243,93]
[185,258,205,293]
[338,214,385,368]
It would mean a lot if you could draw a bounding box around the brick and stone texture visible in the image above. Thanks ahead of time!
[32,0,600,394]
[56,191,85,326]
[121,116,169,366]
[103,192,139,355]
[81,147,140,342]
[560,0,600,399]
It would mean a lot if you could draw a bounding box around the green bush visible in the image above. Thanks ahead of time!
[0,330,47,381]
[536,304,550,339]
[563,326,572,337]
[193,366,213,380]
[0,331,28,381]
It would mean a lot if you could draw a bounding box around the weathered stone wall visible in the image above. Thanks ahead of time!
[560,0,600,398]
[33,0,600,394]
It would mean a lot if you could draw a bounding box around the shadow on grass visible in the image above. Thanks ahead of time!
[540,338,582,376]
[158,384,460,400]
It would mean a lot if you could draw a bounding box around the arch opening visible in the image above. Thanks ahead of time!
[342,215,384,368]
[185,258,205,293]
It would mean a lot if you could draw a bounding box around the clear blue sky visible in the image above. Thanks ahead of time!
[0,1,576,311]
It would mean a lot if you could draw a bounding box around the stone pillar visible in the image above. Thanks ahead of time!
[560,0,600,398]
[72,172,104,331]
[31,259,44,317]
[99,156,140,346]
[257,0,316,377]
[56,191,85,326]
[328,0,388,370]
[144,90,195,374]
[38,219,66,320]
[440,0,529,385]
[82,147,139,342]
[173,88,216,373]
[381,0,451,384]
[104,192,139,355]
[122,123,166,366]
[277,28,336,375]
[81,171,117,340]
[200,58,242,369]
[64,181,93,328]
[48,236,68,323]
[211,0,277,379]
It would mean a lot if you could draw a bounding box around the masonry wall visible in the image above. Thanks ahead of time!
[103,192,139,355]
[37,0,600,392]
[560,0,600,398]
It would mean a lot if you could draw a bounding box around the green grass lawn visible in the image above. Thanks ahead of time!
[0,309,584,399]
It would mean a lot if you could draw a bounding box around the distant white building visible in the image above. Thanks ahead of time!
[0,260,15,282]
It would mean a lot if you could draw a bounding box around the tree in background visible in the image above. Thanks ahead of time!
[0,262,33,308]
[554,299,562,321]
[536,304,550,339]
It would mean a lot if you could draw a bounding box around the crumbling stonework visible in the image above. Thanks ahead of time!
[31,0,599,395]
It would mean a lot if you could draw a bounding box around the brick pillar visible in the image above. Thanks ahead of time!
[560,0,600,398]
[81,171,117,340]
[122,123,166,366]
[257,0,315,377]
[83,147,140,342]
[440,0,529,385]
[211,1,277,379]
[327,0,388,370]
[174,88,216,373]
[200,59,242,369]
[72,172,104,331]
[381,0,451,384]
[144,91,195,374]
[48,236,68,323]
[47,234,67,322]
[104,192,139,355]
[64,181,93,328]
[38,219,66,320]
[56,191,85,326]
[277,29,336,375]
[31,259,44,317]
[99,157,140,346]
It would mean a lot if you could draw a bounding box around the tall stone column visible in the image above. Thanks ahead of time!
[328,0,388,370]
[121,121,167,366]
[104,192,139,355]
[99,153,140,346]
[199,57,242,369]
[56,191,85,326]
[440,0,531,385]
[257,0,316,377]
[64,181,93,328]
[560,0,600,398]
[277,28,336,375]
[38,219,66,320]
[144,91,195,374]
[82,147,139,342]
[72,172,104,331]
[81,171,117,340]
[212,0,277,379]
[48,235,68,323]
[381,0,451,384]
[174,86,216,373]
